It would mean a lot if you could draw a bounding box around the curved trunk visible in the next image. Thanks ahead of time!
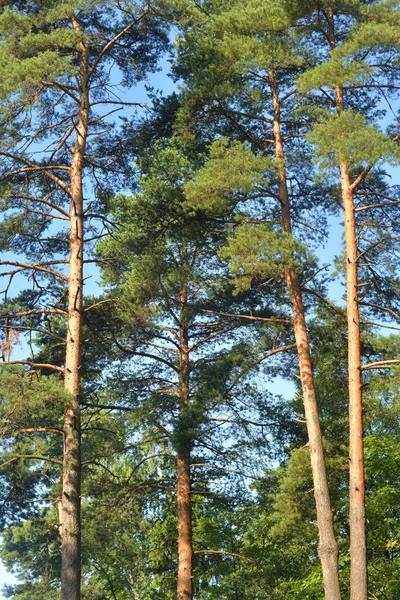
[177,274,193,600]
[61,16,89,600]
[269,68,341,600]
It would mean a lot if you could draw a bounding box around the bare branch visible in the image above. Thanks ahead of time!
[359,302,400,321]
[88,11,149,79]
[0,454,63,468]
[0,260,68,281]
[355,199,400,213]
[127,453,175,483]
[302,287,346,317]
[7,193,70,218]
[252,343,297,367]
[111,331,179,373]
[0,308,67,319]
[41,79,79,103]
[193,549,256,563]
[350,164,374,192]
[361,360,400,371]
[18,428,64,436]
[81,402,132,411]
[1,360,64,373]
[90,100,148,107]
[0,152,71,196]
[195,307,292,324]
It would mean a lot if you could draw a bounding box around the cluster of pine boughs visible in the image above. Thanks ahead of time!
[0,1,400,599]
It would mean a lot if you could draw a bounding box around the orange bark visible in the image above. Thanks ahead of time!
[177,454,193,600]
[335,88,367,600]
[61,15,89,600]
[269,67,341,600]
[177,275,193,600]
[325,8,367,596]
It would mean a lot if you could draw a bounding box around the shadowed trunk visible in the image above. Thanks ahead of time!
[177,453,193,600]
[177,270,193,600]
[269,67,341,600]
[61,15,89,600]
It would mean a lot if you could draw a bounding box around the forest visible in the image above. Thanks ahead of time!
[0,1,399,599]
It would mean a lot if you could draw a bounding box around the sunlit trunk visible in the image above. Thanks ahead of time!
[325,8,367,596]
[61,15,89,600]
[269,67,341,600]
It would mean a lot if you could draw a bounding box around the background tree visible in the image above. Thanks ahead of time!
[171,2,344,595]
[0,1,168,598]
[1,1,400,599]
[96,135,296,599]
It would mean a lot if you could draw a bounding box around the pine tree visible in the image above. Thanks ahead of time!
[96,135,295,598]
[0,2,168,598]
[172,2,343,595]
[297,3,400,596]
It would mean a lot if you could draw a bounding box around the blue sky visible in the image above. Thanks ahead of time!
[2,26,400,597]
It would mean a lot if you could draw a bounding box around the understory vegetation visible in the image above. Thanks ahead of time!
[0,1,400,599]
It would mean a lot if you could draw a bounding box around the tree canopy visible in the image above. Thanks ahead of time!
[1,2,400,599]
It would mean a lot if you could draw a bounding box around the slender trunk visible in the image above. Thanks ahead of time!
[177,273,193,600]
[325,9,367,597]
[269,68,341,600]
[61,16,89,600]
[335,89,367,600]
[177,453,192,600]
[339,155,366,600]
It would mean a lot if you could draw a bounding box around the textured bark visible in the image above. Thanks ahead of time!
[325,8,367,596]
[61,15,89,600]
[269,68,341,600]
[177,276,193,600]
[334,91,367,600]
[177,454,193,600]
[339,157,367,600]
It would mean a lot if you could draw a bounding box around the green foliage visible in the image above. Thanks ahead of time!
[297,0,400,93]
[297,55,372,90]
[0,366,67,432]
[2,0,400,598]
[220,223,302,293]
[0,3,82,97]
[0,367,68,528]
[363,359,400,598]
[1,508,60,600]
[307,109,400,169]
[184,138,271,215]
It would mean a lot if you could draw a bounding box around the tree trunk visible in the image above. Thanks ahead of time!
[335,89,367,600]
[325,8,367,596]
[177,275,193,600]
[177,453,193,600]
[269,67,341,600]
[61,15,89,600]
[340,157,366,600]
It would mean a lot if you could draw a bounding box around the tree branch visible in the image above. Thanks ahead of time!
[88,11,149,79]
[361,360,400,371]
[18,428,64,436]
[193,549,256,563]
[0,260,68,281]
[1,360,64,373]
[0,152,71,196]
[195,306,292,324]
[0,454,63,468]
